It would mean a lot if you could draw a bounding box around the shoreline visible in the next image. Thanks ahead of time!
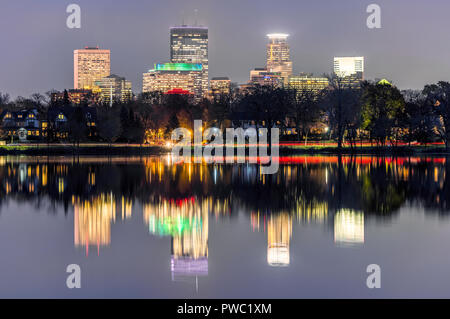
[1,144,450,156]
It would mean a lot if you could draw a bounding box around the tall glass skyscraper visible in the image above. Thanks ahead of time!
[170,26,208,97]
[266,34,292,85]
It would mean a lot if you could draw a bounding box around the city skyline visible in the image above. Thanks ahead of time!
[2,0,450,98]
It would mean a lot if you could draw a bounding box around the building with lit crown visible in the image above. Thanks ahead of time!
[74,47,111,91]
[142,63,203,100]
[170,26,208,97]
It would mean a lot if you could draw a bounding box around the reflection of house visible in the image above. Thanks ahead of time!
[0,109,44,140]
[334,209,364,246]
[267,213,292,267]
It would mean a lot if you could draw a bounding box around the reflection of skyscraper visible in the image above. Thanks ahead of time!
[143,197,212,284]
[73,195,132,255]
[267,213,292,267]
[73,195,116,255]
[170,26,208,97]
[266,34,293,85]
[334,209,364,246]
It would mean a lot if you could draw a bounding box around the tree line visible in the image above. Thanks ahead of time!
[2,76,450,148]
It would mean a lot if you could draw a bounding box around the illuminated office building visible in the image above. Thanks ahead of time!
[209,77,231,97]
[74,47,110,91]
[333,57,364,79]
[266,34,293,85]
[288,74,329,95]
[142,63,203,99]
[249,68,283,87]
[51,89,98,105]
[170,26,208,97]
[95,74,132,105]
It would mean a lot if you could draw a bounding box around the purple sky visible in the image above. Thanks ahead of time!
[0,0,449,98]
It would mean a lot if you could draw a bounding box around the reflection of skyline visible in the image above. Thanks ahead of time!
[0,155,449,262]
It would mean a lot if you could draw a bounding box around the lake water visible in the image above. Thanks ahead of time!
[0,155,449,298]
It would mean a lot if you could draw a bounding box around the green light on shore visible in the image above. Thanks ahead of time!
[155,63,202,71]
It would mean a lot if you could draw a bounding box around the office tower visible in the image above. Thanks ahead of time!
[249,68,283,87]
[288,74,330,95]
[333,57,364,79]
[95,74,132,105]
[266,34,293,85]
[142,63,203,100]
[170,26,208,97]
[209,77,231,97]
[74,47,110,90]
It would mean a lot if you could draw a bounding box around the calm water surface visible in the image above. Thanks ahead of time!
[0,155,449,298]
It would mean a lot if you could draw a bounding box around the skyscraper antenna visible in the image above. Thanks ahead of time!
[194,9,198,26]
[181,10,185,25]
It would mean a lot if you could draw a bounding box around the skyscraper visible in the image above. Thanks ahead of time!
[74,47,110,91]
[333,57,364,79]
[266,34,293,85]
[170,26,208,97]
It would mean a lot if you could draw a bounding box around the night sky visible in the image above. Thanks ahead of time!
[1,0,449,98]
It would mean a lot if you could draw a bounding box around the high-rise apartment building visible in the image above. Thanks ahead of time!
[142,63,203,100]
[170,26,208,97]
[74,47,111,91]
[333,57,364,79]
[95,74,132,105]
[266,34,293,85]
